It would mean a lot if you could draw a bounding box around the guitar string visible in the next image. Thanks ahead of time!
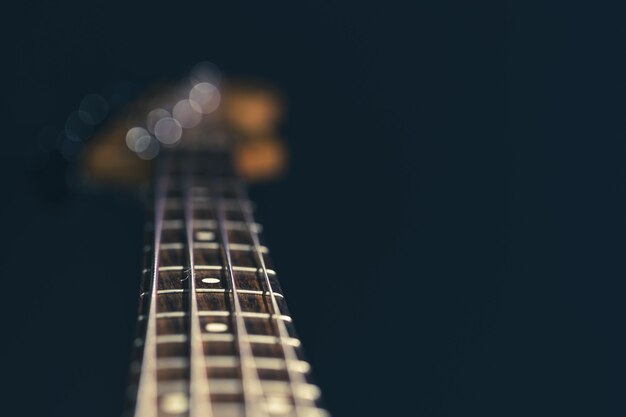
[133,156,168,417]
[182,154,215,417]
[234,182,318,415]
[214,175,269,417]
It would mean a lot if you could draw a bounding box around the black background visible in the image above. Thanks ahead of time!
[1,1,625,416]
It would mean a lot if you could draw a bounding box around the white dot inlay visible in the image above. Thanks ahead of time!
[201,277,220,284]
[205,322,228,333]
[195,231,215,241]
[160,392,189,414]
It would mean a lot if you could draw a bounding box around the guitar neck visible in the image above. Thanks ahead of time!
[127,150,326,417]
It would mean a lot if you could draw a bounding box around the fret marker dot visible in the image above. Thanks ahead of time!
[205,322,228,332]
[160,392,189,414]
[195,231,215,241]
[201,277,220,284]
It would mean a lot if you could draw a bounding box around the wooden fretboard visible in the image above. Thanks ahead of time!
[126,150,327,417]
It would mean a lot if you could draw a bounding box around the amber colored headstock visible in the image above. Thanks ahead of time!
[82,78,287,185]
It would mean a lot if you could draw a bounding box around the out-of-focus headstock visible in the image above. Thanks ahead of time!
[82,70,287,186]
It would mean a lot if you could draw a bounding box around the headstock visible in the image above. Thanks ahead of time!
[81,65,287,186]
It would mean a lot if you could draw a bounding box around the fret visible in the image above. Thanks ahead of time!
[132,357,310,373]
[151,338,305,360]
[138,365,307,391]
[157,227,261,247]
[131,378,319,404]
[134,314,298,341]
[165,197,255,211]
[194,404,328,417]
[136,334,302,347]
[139,288,285,298]
[166,181,243,196]
[129,380,323,401]
[143,265,277,274]
[137,311,293,322]
[137,291,290,315]
[138,339,303,360]
[149,269,282,293]
[146,220,262,233]
[145,242,269,253]
[130,396,328,417]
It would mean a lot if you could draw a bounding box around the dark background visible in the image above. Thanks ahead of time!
[1,1,625,416]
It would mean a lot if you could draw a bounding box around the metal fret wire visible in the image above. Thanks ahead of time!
[214,178,269,417]
[133,158,168,417]
[183,159,215,417]
[234,183,318,415]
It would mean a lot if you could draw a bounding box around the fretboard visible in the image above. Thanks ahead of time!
[126,151,327,417]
